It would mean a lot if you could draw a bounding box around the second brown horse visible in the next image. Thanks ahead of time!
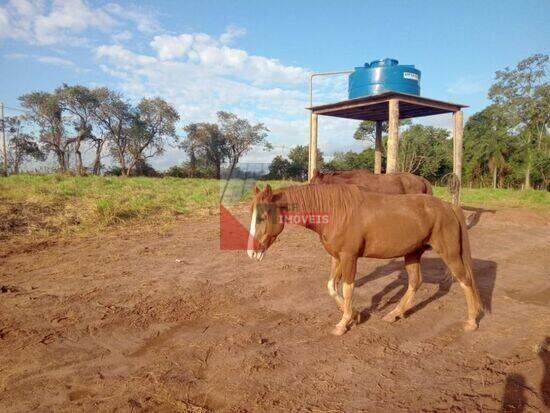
[310,168,433,195]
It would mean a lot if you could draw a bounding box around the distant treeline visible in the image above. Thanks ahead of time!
[1,86,269,179]
[1,54,548,190]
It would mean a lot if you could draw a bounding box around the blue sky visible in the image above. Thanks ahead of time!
[1,0,549,169]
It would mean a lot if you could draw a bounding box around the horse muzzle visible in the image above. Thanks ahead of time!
[247,249,265,261]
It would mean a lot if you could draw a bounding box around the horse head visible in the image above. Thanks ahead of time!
[247,184,286,261]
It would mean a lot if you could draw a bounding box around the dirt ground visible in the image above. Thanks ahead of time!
[1,206,549,412]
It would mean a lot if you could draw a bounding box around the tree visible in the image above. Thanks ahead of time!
[126,97,179,175]
[398,125,452,180]
[57,85,98,175]
[182,123,228,179]
[19,91,68,172]
[267,155,292,179]
[287,144,324,180]
[217,111,269,179]
[325,148,375,171]
[93,88,133,176]
[489,54,549,188]
[3,116,45,174]
[354,119,411,143]
[463,105,513,188]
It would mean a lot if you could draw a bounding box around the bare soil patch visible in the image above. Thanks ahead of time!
[0,207,549,412]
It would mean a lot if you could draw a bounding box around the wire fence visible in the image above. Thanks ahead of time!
[220,162,271,205]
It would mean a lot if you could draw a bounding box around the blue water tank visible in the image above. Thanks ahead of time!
[348,58,421,99]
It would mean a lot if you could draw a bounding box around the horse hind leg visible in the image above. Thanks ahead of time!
[327,257,344,311]
[441,254,479,331]
[383,251,423,323]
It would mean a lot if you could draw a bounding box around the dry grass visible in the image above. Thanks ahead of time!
[0,175,288,240]
[0,174,548,240]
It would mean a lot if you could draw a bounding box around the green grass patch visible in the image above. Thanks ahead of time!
[0,175,547,239]
[434,186,550,210]
[0,175,289,239]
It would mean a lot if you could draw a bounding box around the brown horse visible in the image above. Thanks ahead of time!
[310,168,433,195]
[247,183,482,336]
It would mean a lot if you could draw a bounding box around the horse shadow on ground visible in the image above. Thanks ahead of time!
[355,256,497,322]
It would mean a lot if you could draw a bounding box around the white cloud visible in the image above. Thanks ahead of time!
[151,34,193,60]
[36,55,75,67]
[0,7,10,38]
[219,25,246,45]
[96,44,157,66]
[34,0,115,45]
[4,52,30,59]
[148,28,307,85]
[103,2,160,33]
[4,52,76,67]
[111,30,132,43]
[447,76,486,95]
[0,0,159,45]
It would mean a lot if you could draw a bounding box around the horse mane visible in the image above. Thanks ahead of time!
[278,184,364,228]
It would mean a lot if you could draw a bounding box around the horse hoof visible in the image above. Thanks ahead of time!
[382,311,400,323]
[331,325,347,336]
[464,321,478,332]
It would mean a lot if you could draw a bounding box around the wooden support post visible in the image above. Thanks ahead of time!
[386,99,399,174]
[308,112,318,181]
[1,102,7,177]
[452,110,464,205]
[374,120,382,174]
[308,112,313,179]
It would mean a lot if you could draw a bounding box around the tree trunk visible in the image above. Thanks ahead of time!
[125,159,136,177]
[492,166,497,189]
[524,138,532,190]
[215,162,221,180]
[117,148,128,176]
[189,149,196,178]
[56,150,66,173]
[13,154,20,174]
[75,144,84,176]
[92,140,104,175]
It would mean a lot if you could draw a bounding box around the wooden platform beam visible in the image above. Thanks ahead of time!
[386,99,399,174]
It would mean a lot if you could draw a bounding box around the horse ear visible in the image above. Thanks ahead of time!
[252,184,260,195]
[264,184,272,198]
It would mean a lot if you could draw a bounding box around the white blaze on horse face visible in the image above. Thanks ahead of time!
[247,205,257,259]
[247,204,264,261]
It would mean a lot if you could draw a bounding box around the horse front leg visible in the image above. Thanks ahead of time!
[332,254,357,336]
[327,257,344,311]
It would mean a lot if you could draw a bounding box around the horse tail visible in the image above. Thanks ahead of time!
[450,204,484,314]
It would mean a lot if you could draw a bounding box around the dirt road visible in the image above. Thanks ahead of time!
[1,207,549,412]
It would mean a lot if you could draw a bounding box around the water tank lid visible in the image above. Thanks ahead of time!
[367,58,399,68]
